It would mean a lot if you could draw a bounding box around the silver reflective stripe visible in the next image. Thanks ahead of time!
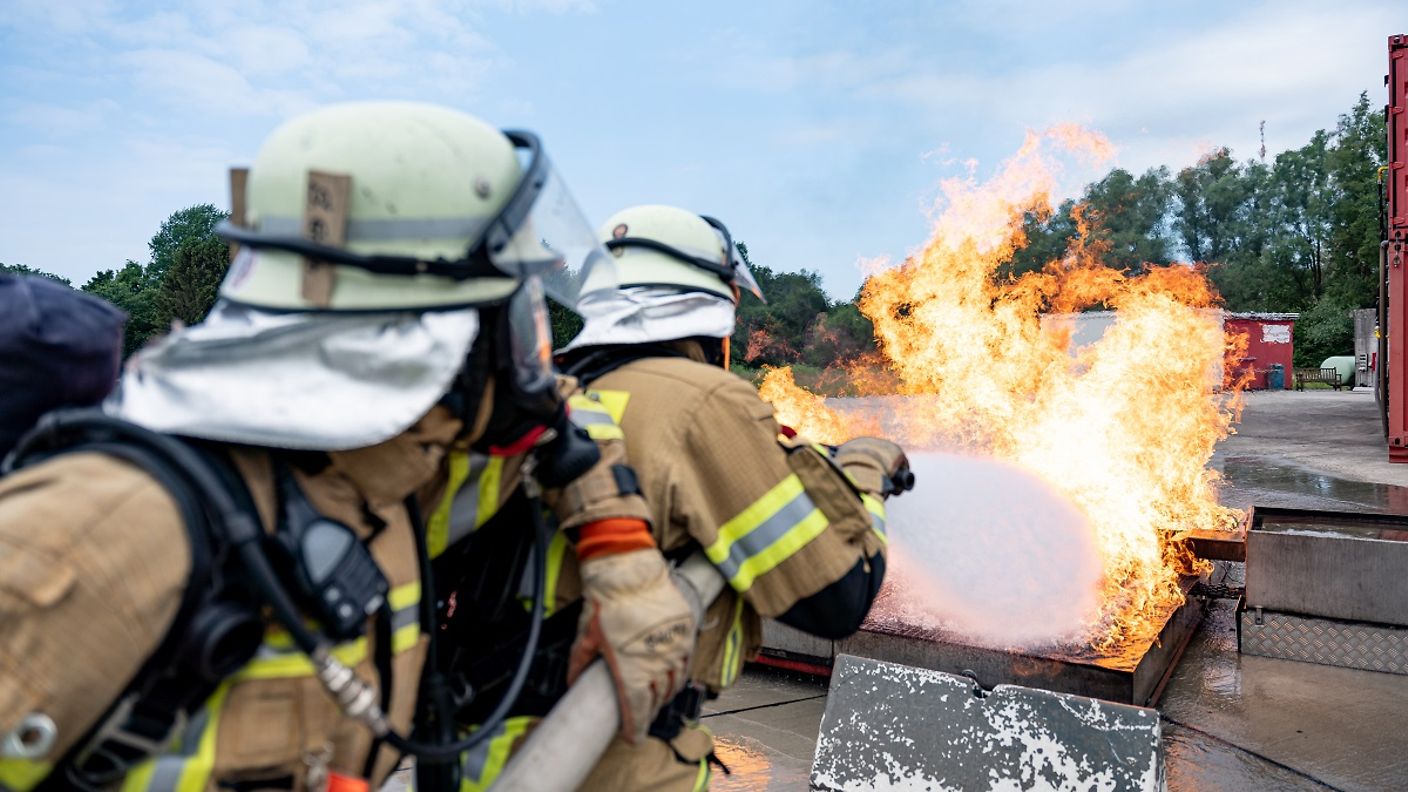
[462,728,496,781]
[568,410,614,431]
[713,491,818,582]
[143,706,211,792]
[256,215,489,242]
[447,454,494,543]
[145,758,184,792]
[871,512,885,536]
[391,599,419,634]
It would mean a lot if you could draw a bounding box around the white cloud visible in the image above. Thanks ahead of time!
[7,99,120,136]
[121,48,314,117]
[226,26,313,76]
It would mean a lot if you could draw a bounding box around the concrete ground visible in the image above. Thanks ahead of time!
[705,388,1408,791]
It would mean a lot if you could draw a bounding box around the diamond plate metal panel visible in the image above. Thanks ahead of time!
[1239,608,1408,675]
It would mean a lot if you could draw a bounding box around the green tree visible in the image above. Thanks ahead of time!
[1323,93,1385,309]
[0,262,72,286]
[1005,199,1078,278]
[730,242,831,368]
[82,260,160,357]
[1294,297,1355,367]
[549,300,584,350]
[1173,147,1249,264]
[1080,166,1176,270]
[148,204,228,281]
[156,236,229,326]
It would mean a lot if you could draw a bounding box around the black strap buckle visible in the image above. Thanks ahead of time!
[648,682,710,742]
[69,695,186,787]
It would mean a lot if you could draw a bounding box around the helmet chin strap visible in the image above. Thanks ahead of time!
[720,335,731,371]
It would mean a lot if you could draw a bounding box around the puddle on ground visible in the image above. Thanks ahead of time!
[1163,724,1324,791]
[1216,456,1408,513]
[709,735,809,791]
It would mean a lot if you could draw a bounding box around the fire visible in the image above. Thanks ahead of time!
[762,126,1244,651]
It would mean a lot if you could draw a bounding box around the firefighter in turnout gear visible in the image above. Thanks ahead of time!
[432,203,909,790]
[0,103,693,792]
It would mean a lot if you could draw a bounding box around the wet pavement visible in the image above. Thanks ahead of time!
[704,390,1408,791]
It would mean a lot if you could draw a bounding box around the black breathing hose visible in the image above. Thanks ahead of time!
[382,488,549,760]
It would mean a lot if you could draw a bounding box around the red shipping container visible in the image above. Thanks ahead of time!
[1225,313,1297,390]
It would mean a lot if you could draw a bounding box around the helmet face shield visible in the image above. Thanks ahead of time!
[701,216,766,303]
[505,275,556,401]
[485,142,617,312]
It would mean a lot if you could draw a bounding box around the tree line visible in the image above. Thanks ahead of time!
[7,94,1387,373]
[1005,93,1385,367]
[2,204,230,357]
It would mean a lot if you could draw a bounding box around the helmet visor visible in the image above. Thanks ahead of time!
[487,162,617,312]
[730,255,766,303]
[506,275,556,399]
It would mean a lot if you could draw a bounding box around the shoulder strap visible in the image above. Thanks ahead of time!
[8,410,264,791]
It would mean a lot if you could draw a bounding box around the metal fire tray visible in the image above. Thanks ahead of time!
[760,578,1206,707]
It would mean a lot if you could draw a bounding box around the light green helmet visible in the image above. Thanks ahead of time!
[218,101,610,311]
[597,205,765,304]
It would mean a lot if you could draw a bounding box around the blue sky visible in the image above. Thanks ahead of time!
[1,0,1401,299]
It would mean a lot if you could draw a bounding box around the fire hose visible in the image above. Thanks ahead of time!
[489,553,725,792]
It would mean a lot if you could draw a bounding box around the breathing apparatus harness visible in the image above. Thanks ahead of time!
[3,393,598,790]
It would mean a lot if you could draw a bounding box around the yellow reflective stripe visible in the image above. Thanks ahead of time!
[121,682,230,792]
[568,394,625,440]
[389,581,421,611]
[389,580,424,652]
[475,456,504,530]
[520,530,569,617]
[706,475,831,591]
[429,451,473,558]
[393,623,420,653]
[459,716,537,791]
[861,493,888,546]
[544,531,568,618]
[691,758,710,792]
[706,475,807,565]
[721,596,746,687]
[0,758,50,791]
[583,423,624,441]
[730,509,829,591]
[119,759,156,792]
[588,389,631,424]
[236,638,368,680]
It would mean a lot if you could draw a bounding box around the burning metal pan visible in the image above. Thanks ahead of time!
[760,578,1207,707]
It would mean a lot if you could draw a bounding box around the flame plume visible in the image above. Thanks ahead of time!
[762,127,1244,651]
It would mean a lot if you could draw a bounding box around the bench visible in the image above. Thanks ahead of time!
[1294,367,1342,391]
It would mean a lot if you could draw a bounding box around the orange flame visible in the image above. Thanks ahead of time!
[761,126,1244,651]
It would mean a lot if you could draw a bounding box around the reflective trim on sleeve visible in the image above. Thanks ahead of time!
[519,529,569,618]
[720,596,746,687]
[691,758,710,792]
[119,682,230,792]
[567,395,624,441]
[430,454,506,559]
[428,450,473,558]
[704,474,830,592]
[0,758,50,791]
[457,716,537,792]
[861,493,887,545]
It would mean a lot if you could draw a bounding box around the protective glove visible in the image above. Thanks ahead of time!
[569,530,696,744]
[835,436,914,497]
